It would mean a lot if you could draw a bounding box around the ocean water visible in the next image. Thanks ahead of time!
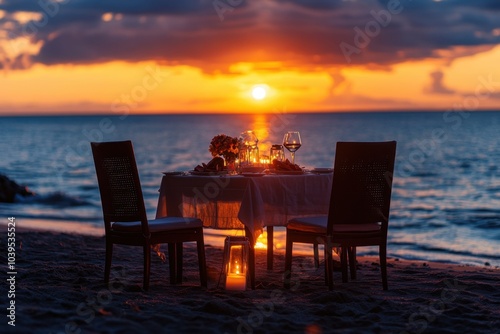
[1,112,499,267]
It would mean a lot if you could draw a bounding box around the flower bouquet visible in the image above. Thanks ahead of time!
[209,134,240,166]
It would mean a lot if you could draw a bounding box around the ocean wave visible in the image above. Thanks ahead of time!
[5,212,102,223]
[443,207,500,213]
[78,184,99,191]
[389,241,500,261]
[15,191,93,207]
[442,209,500,229]
[408,172,439,177]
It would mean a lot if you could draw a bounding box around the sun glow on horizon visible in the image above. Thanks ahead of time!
[1,45,500,114]
[251,85,268,100]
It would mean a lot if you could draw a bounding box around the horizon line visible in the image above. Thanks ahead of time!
[1,108,500,117]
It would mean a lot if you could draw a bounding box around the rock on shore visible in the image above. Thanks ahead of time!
[0,174,35,203]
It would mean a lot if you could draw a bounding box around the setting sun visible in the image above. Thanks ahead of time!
[251,85,268,100]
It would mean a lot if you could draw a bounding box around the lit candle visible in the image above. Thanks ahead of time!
[226,260,246,290]
[225,274,246,290]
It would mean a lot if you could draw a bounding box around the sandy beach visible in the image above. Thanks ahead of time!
[2,229,499,334]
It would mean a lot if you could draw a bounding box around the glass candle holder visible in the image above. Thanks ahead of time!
[270,144,285,163]
[222,236,249,291]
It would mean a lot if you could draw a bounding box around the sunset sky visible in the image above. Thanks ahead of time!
[1,0,500,115]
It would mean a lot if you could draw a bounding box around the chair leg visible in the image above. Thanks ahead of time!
[143,244,151,290]
[176,242,183,284]
[324,246,328,286]
[196,234,207,288]
[168,243,177,285]
[249,245,256,290]
[245,228,256,290]
[284,234,293,289]
[313,242,320,268]
[325,242,334,290]
[341,247,348,283]
[380,244,388,290]
[348,246,357,280]
[267,226,274,270]
[104,240,113,285]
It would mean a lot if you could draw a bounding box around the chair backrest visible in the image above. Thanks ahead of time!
[327,141,397,235]
[91,141,149,235]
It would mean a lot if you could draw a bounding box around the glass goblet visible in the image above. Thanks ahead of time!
[283,131,302,165]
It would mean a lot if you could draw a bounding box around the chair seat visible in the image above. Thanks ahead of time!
[112,216,203,233]
[287,216,327,233]
[288,216,382,234]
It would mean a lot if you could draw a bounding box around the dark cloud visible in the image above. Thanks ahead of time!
[0,0,213,15]
[1,0,499,71]
[426,70,456,95]
[275,0,344,11]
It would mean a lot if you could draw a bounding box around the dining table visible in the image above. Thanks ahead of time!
[155,171,333,287]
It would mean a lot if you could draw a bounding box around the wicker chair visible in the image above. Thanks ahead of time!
[284,141,396,290]
[91,140,207,290]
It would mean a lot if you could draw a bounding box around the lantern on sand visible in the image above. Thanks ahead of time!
[222,236,250,291]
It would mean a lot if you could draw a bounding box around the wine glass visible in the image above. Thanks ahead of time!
[239,130,259,165]
[239,130,258,148]
[283,131,302,165]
